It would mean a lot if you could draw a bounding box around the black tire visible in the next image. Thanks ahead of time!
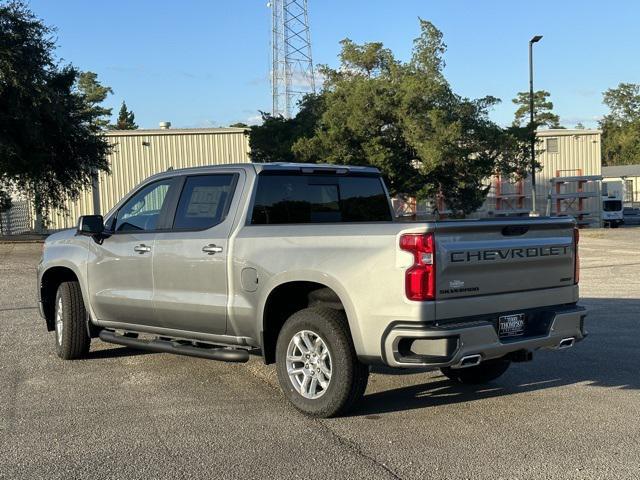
[53,281,90,360]
[440,357,510,385]
[275,307,369,418]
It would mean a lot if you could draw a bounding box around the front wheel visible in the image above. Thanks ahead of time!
[54,281,90,360]
[440,357,510,384]
[275,307,369,418]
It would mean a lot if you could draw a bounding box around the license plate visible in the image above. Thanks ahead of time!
[498,313,525,337]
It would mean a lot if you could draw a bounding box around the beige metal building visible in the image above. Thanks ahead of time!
[602,164,640,206]
[47,127,250,230]
[484,129,602,225]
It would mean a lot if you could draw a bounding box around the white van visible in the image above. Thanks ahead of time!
[602,179,625,228]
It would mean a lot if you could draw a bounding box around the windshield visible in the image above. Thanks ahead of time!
[603,200,622,212]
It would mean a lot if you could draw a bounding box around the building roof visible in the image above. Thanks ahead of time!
[536,128,601,137]
[105,127,248,137]
[602,164,640,178]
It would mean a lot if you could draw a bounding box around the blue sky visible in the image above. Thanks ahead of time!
[28,0,640,129]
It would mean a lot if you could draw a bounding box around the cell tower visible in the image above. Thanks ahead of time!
[269,0,316,118]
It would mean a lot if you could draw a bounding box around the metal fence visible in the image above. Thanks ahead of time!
[0,198,34,235]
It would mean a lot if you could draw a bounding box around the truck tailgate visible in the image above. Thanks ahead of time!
[434,218,576,301]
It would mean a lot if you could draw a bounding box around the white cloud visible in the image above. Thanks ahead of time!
[245,114,263,125]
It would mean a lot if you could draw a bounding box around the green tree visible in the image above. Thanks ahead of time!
[289,20,529,214]
[602,83,640,122]
[230,122,249,128]
[248,94,324,164]
[114,101,138,130]
[512,90,561,128]
[77,71,113,129]
[575,122,586,129]
[0,1,110,222]
[0,188,11,235]
[0,189,11,211]
[600,82,640,166]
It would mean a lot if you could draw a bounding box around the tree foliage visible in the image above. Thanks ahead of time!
[600,83,640,166]
[0,1,110,221]
[252,19,530,214]
[114,101,138,130]
[77,71,113,129]
[0,188,11,213]
[248,94,324,164]
[512,90,561,128]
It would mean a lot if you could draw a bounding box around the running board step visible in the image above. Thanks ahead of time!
[99,330,250,363]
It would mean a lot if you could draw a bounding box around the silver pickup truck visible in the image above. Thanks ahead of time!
[37,163,587,417]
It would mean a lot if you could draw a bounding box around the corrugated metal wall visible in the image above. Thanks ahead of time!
[605,175,640,205]
[627,177,640,204]
[48,186,95,232]
[536,130,602,223]
[47,128,250,230]
[482,130,602,223]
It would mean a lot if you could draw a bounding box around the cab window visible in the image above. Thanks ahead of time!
[172,174,236,230]
[250,173,392,225]
[113,178,174,232]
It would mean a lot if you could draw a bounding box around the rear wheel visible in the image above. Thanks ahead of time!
[54,281,90,360]
[275,307,369,418]
[440,358,510,384]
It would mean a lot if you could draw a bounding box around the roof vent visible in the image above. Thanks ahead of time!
[159,121,171,130]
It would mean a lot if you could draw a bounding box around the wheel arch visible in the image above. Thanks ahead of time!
[40,266,85,332]
[259,273,362,365]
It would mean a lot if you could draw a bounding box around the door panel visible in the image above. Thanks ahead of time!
[87,177,176,326]
[152,172,242,335]
[88,233,157,325]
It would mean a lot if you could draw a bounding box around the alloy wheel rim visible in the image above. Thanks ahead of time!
[286,330,332,399]
[55,297,63,345]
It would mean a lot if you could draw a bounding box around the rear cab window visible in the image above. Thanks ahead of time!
[172,174,236,230]
[250,172,392,225]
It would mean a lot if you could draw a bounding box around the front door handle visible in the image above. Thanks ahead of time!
[134,244,151,254]
[202,244,223,255]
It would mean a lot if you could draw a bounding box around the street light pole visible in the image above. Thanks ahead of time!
[529,35,542,216]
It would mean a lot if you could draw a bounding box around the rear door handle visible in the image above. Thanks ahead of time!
[134,244,151,254]
[202,244,223,255]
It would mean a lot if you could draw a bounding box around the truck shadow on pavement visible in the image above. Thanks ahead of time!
[86,346,155,359]
[351,297,640,417]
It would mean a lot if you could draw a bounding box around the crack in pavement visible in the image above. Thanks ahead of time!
[0,306,38,312]
[581,261,640,270]
[244,360,403,479]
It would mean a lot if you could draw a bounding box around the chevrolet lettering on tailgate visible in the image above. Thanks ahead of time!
[450,245,570,263]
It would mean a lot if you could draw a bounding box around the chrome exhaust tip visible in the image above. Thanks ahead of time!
[558,337,575,349]
[458,354,482,368]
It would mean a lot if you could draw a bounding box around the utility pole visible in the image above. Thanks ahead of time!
[269,0,316,118]
[529,35,542,216]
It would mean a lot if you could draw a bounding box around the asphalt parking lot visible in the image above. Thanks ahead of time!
[1,228,639,480]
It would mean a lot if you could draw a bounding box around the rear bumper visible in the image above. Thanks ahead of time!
[382,305,587,368]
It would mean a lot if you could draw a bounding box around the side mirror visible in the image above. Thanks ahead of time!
[77,215,104,235]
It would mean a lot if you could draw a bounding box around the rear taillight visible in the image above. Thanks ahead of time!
[400,233,435,301]
[574,227,580,284]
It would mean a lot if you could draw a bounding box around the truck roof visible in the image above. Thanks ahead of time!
[254,162,380,174]
[147,162,380,180]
